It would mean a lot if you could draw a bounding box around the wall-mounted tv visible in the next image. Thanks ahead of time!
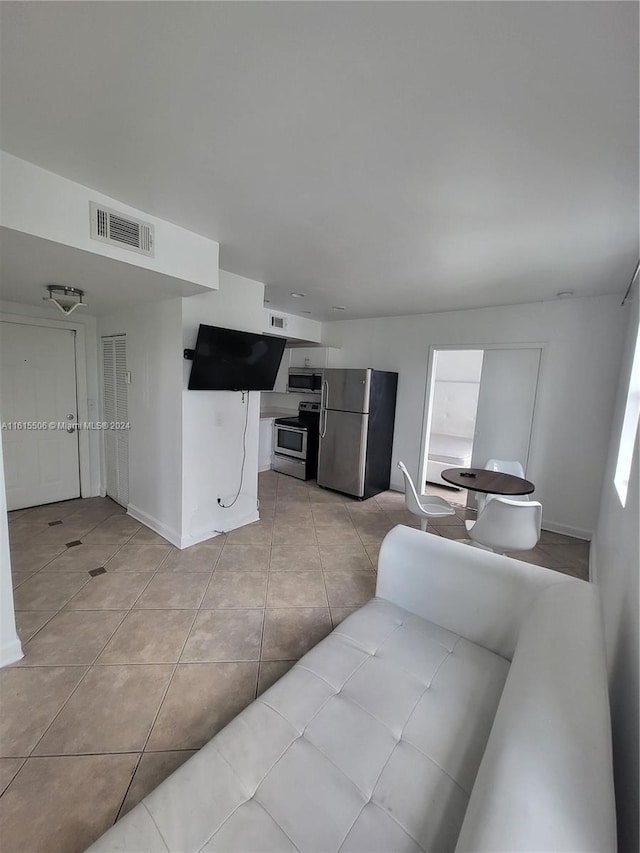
[187,324,287,391]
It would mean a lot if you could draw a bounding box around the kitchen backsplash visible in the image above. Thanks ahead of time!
[265,391,318,410]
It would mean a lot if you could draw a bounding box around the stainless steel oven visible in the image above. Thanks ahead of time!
[272,402,321,480]
[287,368,323,394]
[273,423,308,460]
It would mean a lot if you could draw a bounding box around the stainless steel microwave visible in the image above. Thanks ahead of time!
[287,368,323,394]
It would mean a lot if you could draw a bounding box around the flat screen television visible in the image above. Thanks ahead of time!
[187,324,287,391]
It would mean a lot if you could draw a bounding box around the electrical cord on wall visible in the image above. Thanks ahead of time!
[217,391,249,508]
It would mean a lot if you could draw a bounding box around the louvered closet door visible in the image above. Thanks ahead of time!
[102,335,129,507]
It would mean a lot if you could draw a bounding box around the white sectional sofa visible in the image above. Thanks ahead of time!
[89,526,616,853]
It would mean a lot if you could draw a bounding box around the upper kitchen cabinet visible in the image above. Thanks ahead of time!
[267,346,340,393]
[272,349,290,393]
[288,347,339,369]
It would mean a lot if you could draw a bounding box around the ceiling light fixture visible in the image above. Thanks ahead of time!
[43,285,87,316]
[332,305,346,311]
[301,310,312,314]
[556,290,574,299]
[290,292,305,298]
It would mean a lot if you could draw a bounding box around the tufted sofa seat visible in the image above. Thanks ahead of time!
[88,525,616,853]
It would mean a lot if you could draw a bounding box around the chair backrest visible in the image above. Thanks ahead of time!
[485,458,526,478]
[397,461,425,516]
[470,497,542,553]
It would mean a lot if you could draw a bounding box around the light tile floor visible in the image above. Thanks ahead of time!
[0,471,590,852]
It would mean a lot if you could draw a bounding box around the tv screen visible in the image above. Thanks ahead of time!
[188,324,287,391]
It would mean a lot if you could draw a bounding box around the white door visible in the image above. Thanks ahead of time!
[471,347,541,473]
[102,335,129,507]
[0,321,80,510]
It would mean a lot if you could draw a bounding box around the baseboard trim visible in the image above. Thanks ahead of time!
[541,520,592,541]
[0,637,23,669]
[180,509,260,549]
[127,504,261,550]
[126,504,182,549]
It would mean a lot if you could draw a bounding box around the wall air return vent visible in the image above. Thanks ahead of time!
[269,314,287,331]
[90,202,155,257]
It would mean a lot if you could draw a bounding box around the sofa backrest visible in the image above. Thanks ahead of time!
[376,525,573,660]
[455,579,616,852]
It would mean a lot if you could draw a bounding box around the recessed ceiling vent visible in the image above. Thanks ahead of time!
[90,202,154,257]
[269,313,287,331]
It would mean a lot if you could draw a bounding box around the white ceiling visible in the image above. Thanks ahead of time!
[0,2,637,321]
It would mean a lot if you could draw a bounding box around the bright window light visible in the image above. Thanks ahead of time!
[614,320,640,507]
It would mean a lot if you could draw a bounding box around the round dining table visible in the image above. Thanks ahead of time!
[441,467,535,496]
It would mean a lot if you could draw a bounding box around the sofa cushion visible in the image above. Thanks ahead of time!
[88,598,510,853]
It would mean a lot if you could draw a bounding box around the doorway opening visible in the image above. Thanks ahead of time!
[423,349,483,506]
[421,345,542,508]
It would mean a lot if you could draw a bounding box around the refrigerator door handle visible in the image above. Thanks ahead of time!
[320,378,328,411]
[320,408,327,438]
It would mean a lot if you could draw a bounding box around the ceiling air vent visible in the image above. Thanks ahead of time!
[90,202,155,257]
[269,314,287,331]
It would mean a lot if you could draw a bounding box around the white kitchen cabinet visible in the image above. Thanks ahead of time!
[258,418,275,472]
[288,347,316,369]
[288,347,338,369]
[272,348,290,393]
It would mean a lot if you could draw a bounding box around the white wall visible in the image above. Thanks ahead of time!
[99,299,184,543]
[0,420,22,667]
[95,270,274,548]
[324,295,627,537]
[1,151,219,290]
[263,309,322,343]
[266,390,316,411]
[0,300,102,498]
[593,297,639,853]
[180,270,268,546]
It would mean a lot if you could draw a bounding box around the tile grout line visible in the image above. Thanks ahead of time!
[10,508,167,768]
[113,605,201,823]
[17,536,168,654]
[11,503,139,596]
[10,505,123,588]
[256,475,279,695]
[21,604,133,762]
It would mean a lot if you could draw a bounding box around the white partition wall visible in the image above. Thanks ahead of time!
[0,418,23,667]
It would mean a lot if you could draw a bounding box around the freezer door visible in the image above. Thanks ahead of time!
[317,410,369,497]
[322,368,371,414]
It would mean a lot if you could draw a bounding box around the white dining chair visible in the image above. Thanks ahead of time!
[397,461,456,531]
[464,496,542,554]
[476,458,530,513]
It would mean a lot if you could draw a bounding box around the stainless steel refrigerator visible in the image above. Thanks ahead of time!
[317,368,398,499]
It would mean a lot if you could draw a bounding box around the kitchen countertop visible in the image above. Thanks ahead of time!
[260,408,297,420]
